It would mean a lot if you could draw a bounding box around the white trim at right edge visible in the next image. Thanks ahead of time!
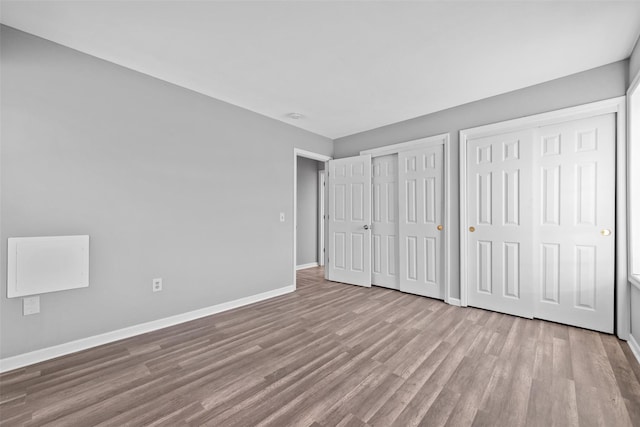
[629,334,640,366]
[627,70,640,292]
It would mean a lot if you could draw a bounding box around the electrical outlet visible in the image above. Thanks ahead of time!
[280,212,285,222]
[152,278,163,292]
[23,296,40,315]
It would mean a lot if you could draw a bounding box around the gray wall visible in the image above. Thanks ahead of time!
[0,26,332,358]
[630,36,640,83]
[296,157,319,266]
[335,60,629,300]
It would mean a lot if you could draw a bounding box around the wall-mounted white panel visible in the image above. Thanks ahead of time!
[7,235,89,298]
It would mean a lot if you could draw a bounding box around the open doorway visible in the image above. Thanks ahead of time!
[293,148,331,289]
[296,156,325,270]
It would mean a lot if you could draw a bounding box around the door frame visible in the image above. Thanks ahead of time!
[293,148,332,289]
[360,133,452,303]
[459,96,628,339]
[318,169,326,267]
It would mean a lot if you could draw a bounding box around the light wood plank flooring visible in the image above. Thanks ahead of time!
[1,267,640,426]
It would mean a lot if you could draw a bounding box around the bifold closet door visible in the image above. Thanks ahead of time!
[372,155,399,289]
[326,154,372,287]
[533,114,616,333]
[398,146,445,299]
[466,130,534,318]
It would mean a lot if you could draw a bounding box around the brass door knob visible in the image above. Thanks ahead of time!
[601,229,611,236]
[469,226,476,232]
[437,225,443,231]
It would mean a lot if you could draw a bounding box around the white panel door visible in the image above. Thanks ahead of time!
[467,130,534,318]
[372,154,399,289]
[398,146,444,299]
[533,114,615,333]
[327,154,372,287]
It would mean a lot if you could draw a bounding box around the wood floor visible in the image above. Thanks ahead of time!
[1,267,640,426]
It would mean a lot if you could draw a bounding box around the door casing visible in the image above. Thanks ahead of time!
[293,148,332,290]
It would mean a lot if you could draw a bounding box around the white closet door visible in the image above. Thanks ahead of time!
[327,155,372,287]
[372,155,399,289]
[398,146,444,299]
[533,114,616,333]
[467,130,534,318]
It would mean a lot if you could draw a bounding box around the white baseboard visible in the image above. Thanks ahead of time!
[0,285,295,373]
[447,297,462,307]
[629,334,640,366]
[296,262,319,270]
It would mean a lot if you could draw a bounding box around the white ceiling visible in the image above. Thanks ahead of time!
[2,1,640,139]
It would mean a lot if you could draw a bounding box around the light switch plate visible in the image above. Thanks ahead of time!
[280,212,285,222]
[23,296,40,316]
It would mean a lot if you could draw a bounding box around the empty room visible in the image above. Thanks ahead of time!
[2,1,640,426]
